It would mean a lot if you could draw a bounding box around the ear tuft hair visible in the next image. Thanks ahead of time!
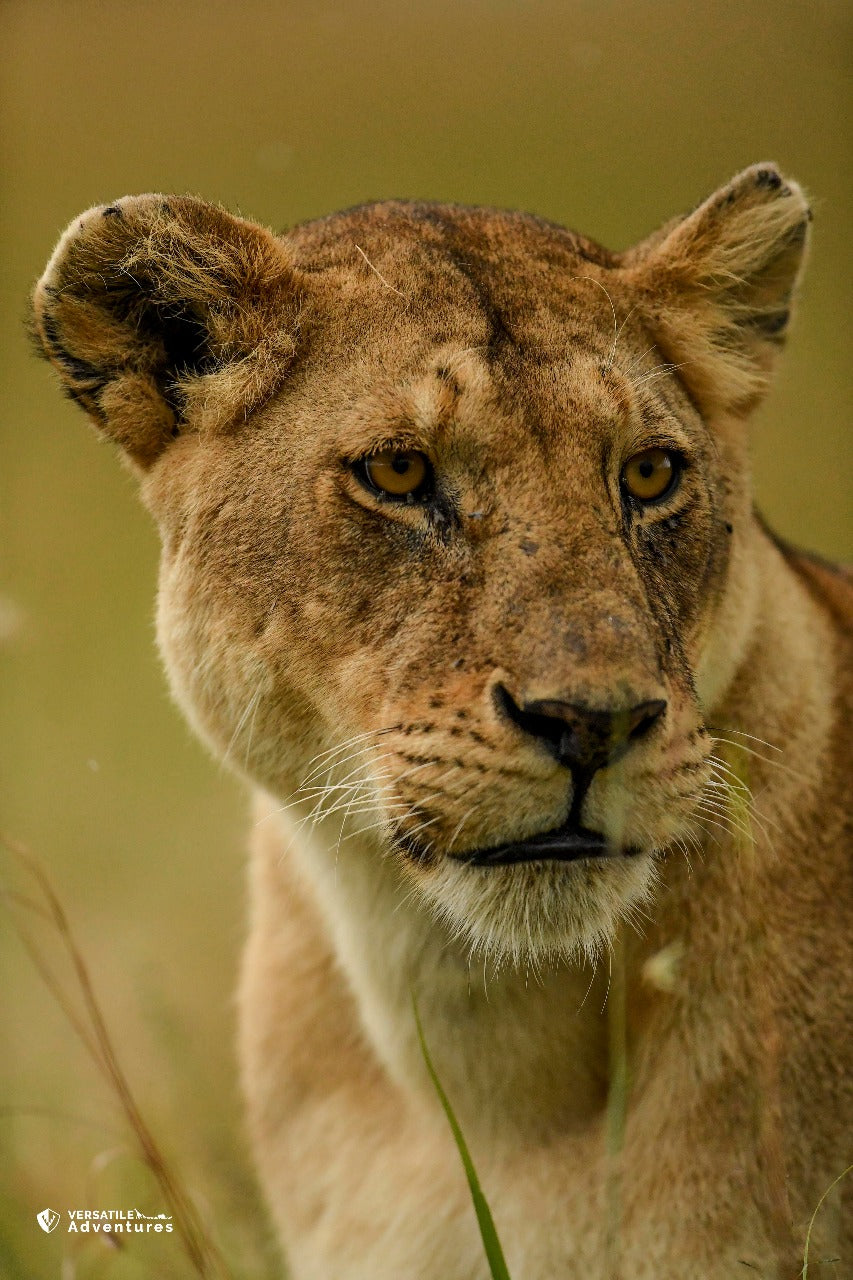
[620,164,811,418]
[32,196,303,467]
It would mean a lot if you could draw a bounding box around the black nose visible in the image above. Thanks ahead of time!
[494,684,666,777]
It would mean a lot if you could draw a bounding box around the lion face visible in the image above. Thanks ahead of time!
[33,168,811,964]
[151,326,730,965]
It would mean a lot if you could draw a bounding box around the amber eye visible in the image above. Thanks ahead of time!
[361,449,431,500]
[622,448,679,503]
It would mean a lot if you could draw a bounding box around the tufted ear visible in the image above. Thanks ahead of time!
[619,164,811,418]
[32,195,303,468]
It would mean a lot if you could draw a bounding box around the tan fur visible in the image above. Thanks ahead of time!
[33,165,851,1277]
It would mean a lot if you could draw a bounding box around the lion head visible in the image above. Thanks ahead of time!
[33,165,810,965]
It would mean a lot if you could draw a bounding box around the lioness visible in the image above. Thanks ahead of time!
[33,165,851,1278]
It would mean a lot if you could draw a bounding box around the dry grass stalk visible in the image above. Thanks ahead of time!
[0,832,232,1280]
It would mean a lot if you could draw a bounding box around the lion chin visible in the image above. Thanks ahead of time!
[385,744,704,969]
[416,852,659,970]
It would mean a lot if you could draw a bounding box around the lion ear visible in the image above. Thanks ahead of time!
[620,164,811,418]
[32,195,303,468]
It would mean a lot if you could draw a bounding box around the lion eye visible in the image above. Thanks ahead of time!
[622,448,679,503]
[362,450,431,500]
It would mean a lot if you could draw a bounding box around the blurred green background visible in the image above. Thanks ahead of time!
[1,1,850,1276]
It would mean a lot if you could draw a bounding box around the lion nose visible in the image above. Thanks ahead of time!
[494,684,666,776]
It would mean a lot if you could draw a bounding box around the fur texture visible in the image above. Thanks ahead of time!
[33,165,851,1278]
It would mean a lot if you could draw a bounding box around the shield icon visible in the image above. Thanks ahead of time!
[37,1208,61,1233]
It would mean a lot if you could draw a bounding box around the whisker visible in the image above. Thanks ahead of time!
[672,834,693,874]
[693,811,744,843]
[576,953,600,1013]
[298,727,383,775]
[608,303,638,372]
[296,774,390,808]
[628,361,691,389]
[600,947,613,1015]
[297,752,400,800]
[446,805,478,856]
[705,758,783,844]
[298,790,411,830]
[694,798,755,844]
[297,725,399,785]
[706,725,782,753]
[706,755,752,791]
[297,738,390,793]
[354,244,408,302]
[622,343,657,377]
[683,813,720,851]
[709,736,806,783]
[570,274,618,371]
[222,681,265,766]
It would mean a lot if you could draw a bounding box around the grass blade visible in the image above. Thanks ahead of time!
[801,1163,852,1278]
[412,995,512,1280]
[605,932,628,1274]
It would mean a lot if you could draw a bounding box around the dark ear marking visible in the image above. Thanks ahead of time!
[39,306,108,388]
[754,167,784,191]
[154,303,219,413]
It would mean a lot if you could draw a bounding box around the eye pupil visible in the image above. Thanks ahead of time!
[392,457,410,475]
[639,461,654,478]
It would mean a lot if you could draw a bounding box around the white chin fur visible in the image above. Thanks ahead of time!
[415,852,659,972]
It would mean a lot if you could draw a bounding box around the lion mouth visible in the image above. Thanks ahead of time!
[449,819,635,867]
